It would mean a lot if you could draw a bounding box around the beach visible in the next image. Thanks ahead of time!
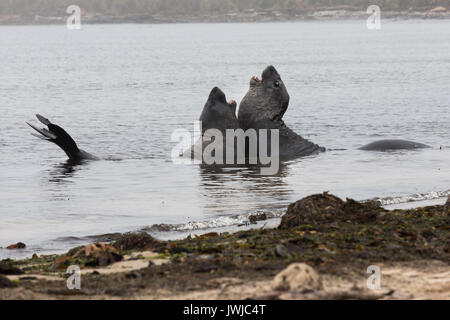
[1,193,448,300]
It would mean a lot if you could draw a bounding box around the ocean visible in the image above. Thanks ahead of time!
[0,20,449,259]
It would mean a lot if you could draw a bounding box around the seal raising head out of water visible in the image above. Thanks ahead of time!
[27,114,98,162]
[200,87,239,134]
[238,65,325,160]
[184,87,239,161]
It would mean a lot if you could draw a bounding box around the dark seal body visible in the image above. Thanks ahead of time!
[184,87,239,163]
[359,139,430,151]
[238,65,325,161]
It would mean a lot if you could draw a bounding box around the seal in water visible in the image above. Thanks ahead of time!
[359,139,430,151]
[27,114,98,162]
[238,65,325,160]
[200,87,239,133]
[184,87,239,161]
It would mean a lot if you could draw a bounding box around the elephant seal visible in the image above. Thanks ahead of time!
[200,87,239,133]
[184,87,239,162]
[359,139,430,151]
[27,114,98,162]
[238,65,325,161]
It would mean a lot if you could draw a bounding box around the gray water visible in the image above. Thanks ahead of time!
[1,21,449,259]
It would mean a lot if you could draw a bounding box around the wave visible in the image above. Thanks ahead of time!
[144,190,449,234]
[143,210,284,233]
[371,190,450,206]
[55,190,449,243]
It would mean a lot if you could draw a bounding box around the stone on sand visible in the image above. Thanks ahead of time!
[0,275,17,288]
[272,263,323,292]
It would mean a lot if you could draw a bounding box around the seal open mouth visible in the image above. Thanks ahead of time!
[228,99,237,112]
[250,75,262,86]
[250,66,280,87]
[208,87,237,112]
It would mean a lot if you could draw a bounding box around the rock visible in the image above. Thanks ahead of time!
[0,263,24,275]
[6,242,26,250]
[279,192,385,229]
[194,232,219,239]
[249,213,268,224]
[275,244,292,258]
[429,6,447,13]
[279,193,344,228]
[80,243,123,267]
[50,256,70,272]
[194,262,218,273]
[272,263,323,292]
[0,275,17,288]
[51,243,124,270]
[125,271,142,279]
[113,232,155,251]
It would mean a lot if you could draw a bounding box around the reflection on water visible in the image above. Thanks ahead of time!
[47,161,80,183]
[43,161,85,203]
[198,163,293,213]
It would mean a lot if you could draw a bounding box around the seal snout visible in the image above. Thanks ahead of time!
[208,86,227,103]
[207,87,236,112]
[262,65,280,81]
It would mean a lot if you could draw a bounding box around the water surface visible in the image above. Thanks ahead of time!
[0,21,449,259]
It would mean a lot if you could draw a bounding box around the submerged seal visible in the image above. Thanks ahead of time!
[238,65,325,160]
[184,87,239,162]
[359,139,430,151]
[27,114,98,162]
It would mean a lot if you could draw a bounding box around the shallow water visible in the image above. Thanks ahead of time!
[0,21,449,259]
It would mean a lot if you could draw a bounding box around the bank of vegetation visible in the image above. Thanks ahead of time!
[0,0,448,24]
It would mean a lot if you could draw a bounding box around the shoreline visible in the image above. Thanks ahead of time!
[1,9,449,25]
[1,195,447,261]
[1,193,448,300]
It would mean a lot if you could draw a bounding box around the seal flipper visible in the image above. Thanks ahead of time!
[36,114,51,126]
[27,114,96,161]
[30,132,51,140]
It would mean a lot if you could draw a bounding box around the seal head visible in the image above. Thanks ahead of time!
[238,66,325,160]
[184,87,239,162]
[200,87,239,133]
[240,65,290,127]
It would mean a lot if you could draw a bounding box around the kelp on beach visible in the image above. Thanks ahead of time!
[0,193,449,298]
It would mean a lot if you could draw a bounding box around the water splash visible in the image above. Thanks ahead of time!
[372,190,450,206]
[144,211,284,233]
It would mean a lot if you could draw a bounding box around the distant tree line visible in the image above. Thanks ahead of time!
[0,0,448,16]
